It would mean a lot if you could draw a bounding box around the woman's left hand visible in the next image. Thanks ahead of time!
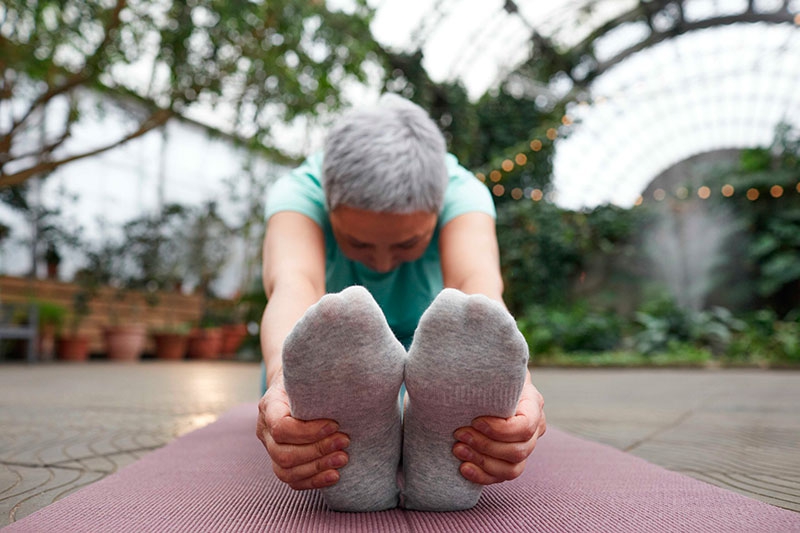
[452,373,546,484]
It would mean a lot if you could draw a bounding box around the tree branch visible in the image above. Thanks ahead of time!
[0,108,171,188]
[5,0,127,139]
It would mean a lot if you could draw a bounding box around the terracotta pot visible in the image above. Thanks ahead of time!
[46,262,59,280]
[152,332,188,360]
[104,324,147,361]
[220,324,248,359]
[56,336,90,362]
[187,328,223,360]
[38,324,57,361]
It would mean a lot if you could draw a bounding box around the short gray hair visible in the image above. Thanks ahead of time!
[322,93,448,214]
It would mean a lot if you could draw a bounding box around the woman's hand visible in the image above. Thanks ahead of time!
[452,376,546,484]
[256,375,351,490]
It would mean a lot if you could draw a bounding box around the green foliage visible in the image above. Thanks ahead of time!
[497,201,581,315]
[496,200,650,315]
[120,203,192,291]
[711,123,800,314]
[632,293,745,355]
[1,0,382,186]
[726,310,800,364]
[36,300,67,329]
[517,304,623,356]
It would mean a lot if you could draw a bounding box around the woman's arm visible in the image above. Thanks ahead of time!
[439,212,547,485]
[256,212,351,490]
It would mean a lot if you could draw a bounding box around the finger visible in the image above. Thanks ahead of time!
[458,462,503,486]
[273,450,349,488]
[268,432,350,469]
[282,466,342,491]
[453,427,536,464]
[453,443,526,483]
[470,395,542,443]
[270,415,341,446]
[259,382,340,446]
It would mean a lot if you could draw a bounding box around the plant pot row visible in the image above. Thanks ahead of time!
[53,324,248,362]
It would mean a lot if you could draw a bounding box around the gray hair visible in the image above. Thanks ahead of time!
[322,93,448,214]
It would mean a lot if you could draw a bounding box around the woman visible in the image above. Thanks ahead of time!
[256,94,546,511]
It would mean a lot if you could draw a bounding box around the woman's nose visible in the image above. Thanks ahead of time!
[372,252,395,273]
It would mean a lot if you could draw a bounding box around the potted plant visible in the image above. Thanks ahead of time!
[36,300,67,361]
[152,322,191,360]
[57,290,92,362]
[103,284,147,362]
[44,242,62,280]
[186,307,225,360]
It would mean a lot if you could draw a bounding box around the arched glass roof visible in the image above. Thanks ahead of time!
[366,0,800,209]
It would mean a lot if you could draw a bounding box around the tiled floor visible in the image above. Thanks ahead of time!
[1,363,798,527]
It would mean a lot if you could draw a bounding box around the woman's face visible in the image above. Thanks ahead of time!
[329,205,438,273]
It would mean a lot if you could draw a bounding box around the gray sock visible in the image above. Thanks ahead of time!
[402,288,529,511]
[282,286,406,512]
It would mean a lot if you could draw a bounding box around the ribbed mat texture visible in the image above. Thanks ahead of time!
[5,403,799,532]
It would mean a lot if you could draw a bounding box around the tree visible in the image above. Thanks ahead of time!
[712,123,800,315]
[0,0,381,188]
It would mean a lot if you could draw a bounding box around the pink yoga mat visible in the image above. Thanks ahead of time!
[5,403,799,532]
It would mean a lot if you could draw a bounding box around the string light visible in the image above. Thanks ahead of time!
[472,79,800,207]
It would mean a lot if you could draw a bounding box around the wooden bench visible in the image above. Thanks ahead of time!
[0,303,38,363]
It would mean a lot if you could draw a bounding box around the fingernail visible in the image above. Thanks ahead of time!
[453,444,473,462]
[473,420,490,434]
[318,422,337,438]
[331,436,349,450]
[461,464,476,478]
[327,453,347,468]
[324,471,339,484]
[454,430,473,445]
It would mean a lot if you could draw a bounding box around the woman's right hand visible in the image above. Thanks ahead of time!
[256,374,350,490]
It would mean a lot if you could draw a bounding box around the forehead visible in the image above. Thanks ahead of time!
[330,206,437,242]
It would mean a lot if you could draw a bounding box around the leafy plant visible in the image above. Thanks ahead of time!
[1,0,381,187]
[517,304,623,357]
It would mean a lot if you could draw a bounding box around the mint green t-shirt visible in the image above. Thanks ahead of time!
[265,152,495,348]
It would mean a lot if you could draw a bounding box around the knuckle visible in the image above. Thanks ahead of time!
[272,464,293,483]
[272,449,293,468]
[508,461,526,480]
[507,445,529,464]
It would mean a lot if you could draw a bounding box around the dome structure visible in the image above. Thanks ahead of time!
[368,0,800,209]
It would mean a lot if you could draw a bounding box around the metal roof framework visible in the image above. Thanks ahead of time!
[369,0,800,209]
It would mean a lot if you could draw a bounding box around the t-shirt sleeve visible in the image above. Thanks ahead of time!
[264,153,327,227]
[439,154,496,226]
